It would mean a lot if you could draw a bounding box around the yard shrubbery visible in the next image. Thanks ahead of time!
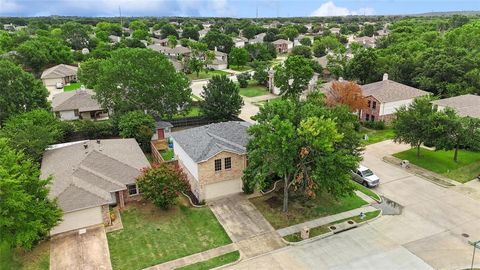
[63,119,117,141]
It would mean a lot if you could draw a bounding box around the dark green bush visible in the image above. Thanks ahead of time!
[363,120,385,130]
[237,72,251,88]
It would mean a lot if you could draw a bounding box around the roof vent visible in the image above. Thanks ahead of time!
[83,143,88,149]
[96,139,101,144]
[383,73,389,81]
[339,77,344,82]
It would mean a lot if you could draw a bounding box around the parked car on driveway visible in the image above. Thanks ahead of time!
[352,165,380,187]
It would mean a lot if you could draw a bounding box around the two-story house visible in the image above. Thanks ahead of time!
[171,121,250,201]
[272,39,293,53]
[360,74,429,123]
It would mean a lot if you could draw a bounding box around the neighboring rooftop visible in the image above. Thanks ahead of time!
[52,88,103,112]
[361,74,429,103]
[41,139,150,212]
[171,121,250,163]
[432,94,480,118]
[41,64,78,79]
[272,39,292,45]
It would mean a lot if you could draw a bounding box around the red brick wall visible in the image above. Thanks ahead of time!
[361,96,381,122]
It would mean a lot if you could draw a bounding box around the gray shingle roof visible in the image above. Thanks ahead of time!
[155,120,173,129]
[52,89,103,112]
[272,39,292,45]
[432,94,480,118]
[41,64,78,79]
[171,121,250,163]
[361,80,429,103]
[41,139,150,213]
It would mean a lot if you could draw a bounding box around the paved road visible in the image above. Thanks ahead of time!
[224,141,480,270]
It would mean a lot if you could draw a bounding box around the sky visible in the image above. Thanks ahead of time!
[0,0,479,17]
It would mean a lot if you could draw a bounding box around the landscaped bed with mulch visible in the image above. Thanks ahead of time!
[250,190,368,229]
[107,199,231,270]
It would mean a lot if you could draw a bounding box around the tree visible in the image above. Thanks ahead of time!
[325,81,368,112]
[78,58,103,88]
[0,138,62,249]
[131,29,149,40]
[346,48,379,84]
[136,163,190,209]
[253,63,269,86]
[0,109,65,161]
[312,36,342,57]
[300,37,312,46]
[280,25,299,42]
[182,27,199,40]
[228,47,248,67]
[16,36,73,73]
[160,24,179,39]
[129,20,148,32]
[291,45,312,58]
[360,24,375,37]
[202,29,234,53]
[393,97,437,157]
[432,110,480,162]
[0,60,50,124]
[274,55,314,99]
[61,22,91,50]
[118,111,155,152]
[187,41,212,77]
[200,75,243,122]
[94,48,191,117]
[237,72,251,88]
[244,43,276,62]
[243,96,361,212]
[242,25,260,40]
[167,35,177,48]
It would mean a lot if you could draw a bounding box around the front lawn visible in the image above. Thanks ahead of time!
[360,127,395,145]
[238,82,269,97]
[107,201,231,270]
[176,251,240,270]
[250,190,367,229]
[187,70,229,80]
[63,82,82,91]
[393,148,480,183]
[351,181,381,201]
[172,106,203,119]
[0,240,50,270]
[229,65,251,72]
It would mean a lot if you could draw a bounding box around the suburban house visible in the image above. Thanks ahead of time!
[171,121,250,201]
[41,139,150,235]
[51,88,108,121]
[248,32,266,44]
[432,94,480,119]
[41,64,78,88]
[148,44,191,59]
[207,49,228,70]
[108,35,121,44]
[268,69,319,96]
[329,27,341,35]
[152,37,169,46]
[354,36,377,48]
[272,39,293,53]
[360,74,430,123]
[234,37,248,48]
[150,120,174,163]
[199,28,209,39]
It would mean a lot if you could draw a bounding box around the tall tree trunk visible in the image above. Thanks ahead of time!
[454,144,459,162]
[282,174,289,212]
[416,144,421,158]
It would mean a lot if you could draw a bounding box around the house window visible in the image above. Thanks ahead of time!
[366,114,370,121]
[74,109,79,117]
[367,100,371,108]
[224,157,232,170]
[214,159,222,171]
[371,115,375,122]
[127,184,138,196]
[372,101,377,109]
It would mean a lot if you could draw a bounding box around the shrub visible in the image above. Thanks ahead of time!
[118,111,155,152]
[62,119,116,141]
[237,72,251,88]
[363,120,385,130]
[136,163,191,209]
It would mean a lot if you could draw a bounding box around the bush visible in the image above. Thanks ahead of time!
[136,163,191,209]
[63,119,116,140]
[363,120,386,130]
[237,72,251,88]
[118,111,155,152]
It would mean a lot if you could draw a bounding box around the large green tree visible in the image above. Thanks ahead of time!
[0,138,62,249]
[94,48,191,117]
[0,109,65,161]
[60,21,91,50]
[0,60,50,124]
[200,75,243,122]
[228,47,249,67]
[346,48,380,84]
[78,58,103,88]
[243,95,361,212]
[274,55,314,99]
[118,110,155,152]
[202,29,234,53]
[16,36,73,73]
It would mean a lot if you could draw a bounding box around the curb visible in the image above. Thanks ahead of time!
[211,250,243,270]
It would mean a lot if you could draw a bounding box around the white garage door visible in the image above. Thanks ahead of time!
[50,206,103,235]
[205,179,243,200]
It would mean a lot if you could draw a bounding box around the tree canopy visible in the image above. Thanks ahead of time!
[200,75,244,122]
[118,110,155,152]
[273,55,314,99]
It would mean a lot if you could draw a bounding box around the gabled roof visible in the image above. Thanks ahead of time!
[171,121,250,163]
[41,139,150,213]
[41,64,78,79]
[361,79,429,103]
[432,94,480,118]
[52,89,103,112]
[272,39,292,45]
[148,44,191,55]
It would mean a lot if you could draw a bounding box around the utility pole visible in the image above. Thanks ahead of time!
[470,240,480,270]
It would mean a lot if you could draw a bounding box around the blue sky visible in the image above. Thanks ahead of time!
[1,0,479,17]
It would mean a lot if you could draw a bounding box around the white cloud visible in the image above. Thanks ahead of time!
[0,0,22,13]
[311,1,374,17]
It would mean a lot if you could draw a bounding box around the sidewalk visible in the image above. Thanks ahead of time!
[276,205,378,237]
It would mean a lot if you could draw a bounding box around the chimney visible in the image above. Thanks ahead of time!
[383,73,389,81]
[96,139,101,144]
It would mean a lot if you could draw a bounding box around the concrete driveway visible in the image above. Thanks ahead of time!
[223,141,480,270]
[50,226,112,270]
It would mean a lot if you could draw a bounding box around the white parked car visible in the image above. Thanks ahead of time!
[352,165,380,187]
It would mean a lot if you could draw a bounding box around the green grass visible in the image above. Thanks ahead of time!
[107,201,231,270]
[0,240,50,270]
[250,190,367,229]
[393,148,480,183]
[176,251,240,270]
[63,82,82,91]
[283,210,381,242]
[360,127,395,145]
[238,82,269,97]
[229,65,251,72]
[172,106,203,119]
[351,181,381,202]
[161,148,174,161]
[187,70,229,80]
